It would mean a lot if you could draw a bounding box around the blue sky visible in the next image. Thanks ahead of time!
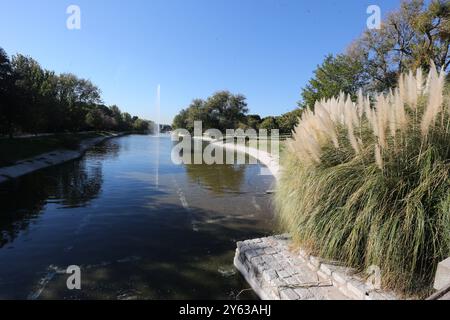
[0,0,402,124]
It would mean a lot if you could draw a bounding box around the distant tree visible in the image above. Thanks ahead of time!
[351,0,449,92]
[205,91,248,131]
[85,108,105,130]
[57,73,102,131]
[41,70,64,132]
[185,99,207,132]
[11,54,50,133]
[172,91,249,133]
[300,1,449,105]
[1,46,150,136]
[0,48,16,137]
[160,124,172,133]
[133,119,149,132]
[122,112,133,131]
[300,54,368,109]
[259,117,278,131]
[277,108,303,135]
[172,109,188,130]
[245,114,262,130]
[109,105,123,129]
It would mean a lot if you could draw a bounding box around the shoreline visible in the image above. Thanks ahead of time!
[194,136,280,179]
[0,132,126,185]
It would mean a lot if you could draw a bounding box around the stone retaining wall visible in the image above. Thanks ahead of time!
[234,235,398,300]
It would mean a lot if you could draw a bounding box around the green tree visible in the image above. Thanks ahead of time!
[277,109,303,135]
[185,99,206,132]
[245,114,261,130]
[409,0,449,71]
[57,73,102,131]
[259,117,278,130]
[172,91,249,133]
[300,1,449,105]
[1,46,150,136]
[11,54,49,133]
[122,112,133,131]
[85,108,105,130]
[109,105,124,130]
[133,119,149,132]
[0,48,18,137]
[300,54,368,109]
[205,91,248,131]
[172,109,188,130]
[353,0,449,92]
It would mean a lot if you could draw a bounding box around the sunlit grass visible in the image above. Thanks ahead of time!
[0,132,111,167]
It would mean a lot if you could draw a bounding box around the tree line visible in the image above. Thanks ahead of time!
[172,91,248,133]
[172,0,448,134]
[0,47,152,138]
[171,90,301,135]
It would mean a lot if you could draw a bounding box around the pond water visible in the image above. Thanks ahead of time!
[0,135,275,299]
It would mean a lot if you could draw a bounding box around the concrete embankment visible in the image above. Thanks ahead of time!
[0,133,125,185]
[234,235,399,300]
[195,137,280,179]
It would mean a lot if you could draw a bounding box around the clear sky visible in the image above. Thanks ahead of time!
[0,0,403,124]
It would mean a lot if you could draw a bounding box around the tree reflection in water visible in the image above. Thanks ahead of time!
[0,147,111,247]
[179,140,247,194]
[184,163,246,195]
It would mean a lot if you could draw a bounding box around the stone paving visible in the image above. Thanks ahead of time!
[234,235,398,300]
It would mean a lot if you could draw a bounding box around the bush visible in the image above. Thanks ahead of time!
[275,65,450,297]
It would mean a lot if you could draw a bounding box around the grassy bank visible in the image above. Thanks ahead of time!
[0,132,113,167]
[275,67,450,297]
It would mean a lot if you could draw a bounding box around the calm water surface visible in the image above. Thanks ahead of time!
[0,135,275,299]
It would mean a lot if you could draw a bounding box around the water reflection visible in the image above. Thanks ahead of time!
[49,161,103,208]
[184,164,246,194]
[0,149,107,247]
[181,139,252,195]
[0,135,274,300]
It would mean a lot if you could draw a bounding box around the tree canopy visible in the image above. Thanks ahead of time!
[0,48,152,137]
[300,0,449,108]
[172,91,248,133]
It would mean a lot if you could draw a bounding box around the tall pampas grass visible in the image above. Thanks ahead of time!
[278,66,450,297]
[421,65,445,137]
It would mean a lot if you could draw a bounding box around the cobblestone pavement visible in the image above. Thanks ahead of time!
[234,235,398,300]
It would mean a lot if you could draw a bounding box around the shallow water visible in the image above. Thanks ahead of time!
[0,135,275,299]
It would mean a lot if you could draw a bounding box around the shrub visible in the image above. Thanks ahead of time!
[275,65,450,297]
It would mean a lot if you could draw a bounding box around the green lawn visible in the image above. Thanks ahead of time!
[0,132,111,167]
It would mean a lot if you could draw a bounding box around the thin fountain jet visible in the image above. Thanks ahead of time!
[155,84,161,187]
[156,84,161,137]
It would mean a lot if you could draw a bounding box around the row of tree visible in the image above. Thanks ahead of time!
[300,0,449,108]
[0,47,151,137]
[172,91,248,133]
[171,90,302,135]
[172,0,448,135]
